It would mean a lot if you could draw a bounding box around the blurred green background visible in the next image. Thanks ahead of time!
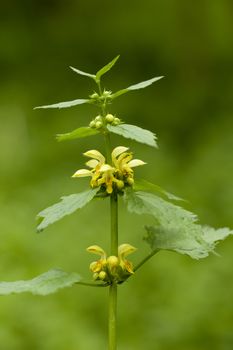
[0,1,233,349]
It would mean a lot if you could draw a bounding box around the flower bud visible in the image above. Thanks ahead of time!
[95,115,103,122]
[89,120,96,128]
[116,180,124,190]
[93,272,99,280]
[107,255,119,267]
[98,271,107,280]
[95,121,103,129]
[127,177,134,186]
[103,90,112,97]
[105,114,114,123]
[112,117,121,125]
[90,92,99,99]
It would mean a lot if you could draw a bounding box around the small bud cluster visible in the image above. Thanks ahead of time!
[90,90,112,103]
[89,114,121,130]
[87,244,137,284]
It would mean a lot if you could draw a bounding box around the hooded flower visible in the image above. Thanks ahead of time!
[87,245,107,279]
[112,146,146,185]
[72,150,106,188]
[73,146,146,193]
[87,243,137,283]
[118,243,137,275]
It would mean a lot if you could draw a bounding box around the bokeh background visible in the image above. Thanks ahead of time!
[0,1,233,349]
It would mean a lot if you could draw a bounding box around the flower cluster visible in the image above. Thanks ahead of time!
[87,244,137,283]
[72,146,146,194]
[89,113,121,130]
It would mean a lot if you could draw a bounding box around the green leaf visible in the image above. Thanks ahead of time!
[107,124,157,148]
[37,188,99,232]
[202,226,233,245]
[0,269,81,296]
[125,190,233,259]
[134,179,184,201]
[56,127,99,142]
[34,99,90,110]
[70,66,96,79]
[111,76,164,99]
[95,55,120,82]
[144,225,233,260]
[125,189,196,222]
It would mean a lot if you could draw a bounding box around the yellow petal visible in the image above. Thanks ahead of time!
[118,244,137,258]
[90,261,102,273]
[124,260,134,274]
[87,245,106,257]
[72,169,93,177]
[127,159,146,168]
[99,164,115,173]
[111,146,129,162]
[106,183,113,194]
[84,150,105,163]
[86,159,99,168]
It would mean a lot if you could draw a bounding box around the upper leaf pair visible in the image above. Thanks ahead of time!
[70,55,120,83]
[57,123,158,148]
[34,55,163,109]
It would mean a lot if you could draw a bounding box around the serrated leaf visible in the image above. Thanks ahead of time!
[37,188,99,232]
[125,189,196,222]
[202,226,233,244]
[111,76,164,99]
[95,55,120,82]
[144,225,233,260]
[34,99,90,110]
[70,66,96,79]
[125,190,233,259]
[0,269,81,296]
[56,127,99,142]
[107,124,157,148]
[134,179,184,201]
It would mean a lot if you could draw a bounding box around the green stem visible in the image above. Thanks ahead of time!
[134,249,159,273]
[109,282,117,350]
[98,79,118,350]
[110,193,118,255]
[104,132,112,163]
[120,250,160,284]
[109,192,118,350]
[77,281,108,288]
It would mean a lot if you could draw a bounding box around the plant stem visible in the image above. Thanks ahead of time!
[98,79,118,350]
[109,192,118,350]
[109,281,117,350]
[134,249,159,273]
[110,193,118,255]
[77,281,108,288]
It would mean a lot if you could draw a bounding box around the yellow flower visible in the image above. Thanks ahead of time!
[86,245,107,274]
[73,146,146,193]
[72,150,106,188]
[87,243,137,283]
[118,243,137,275]
[112,146,146,184]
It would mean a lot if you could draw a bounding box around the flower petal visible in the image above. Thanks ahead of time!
[112,146,129,161]
[86,245,106,257]
[100,164,115,173]
[72,169,93,177]
[118,244,137,258]
[84,150,105,163]
[127,159,146,168]
[86,159,99,168]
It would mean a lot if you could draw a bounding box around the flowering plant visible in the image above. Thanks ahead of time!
[0,56,232,350]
